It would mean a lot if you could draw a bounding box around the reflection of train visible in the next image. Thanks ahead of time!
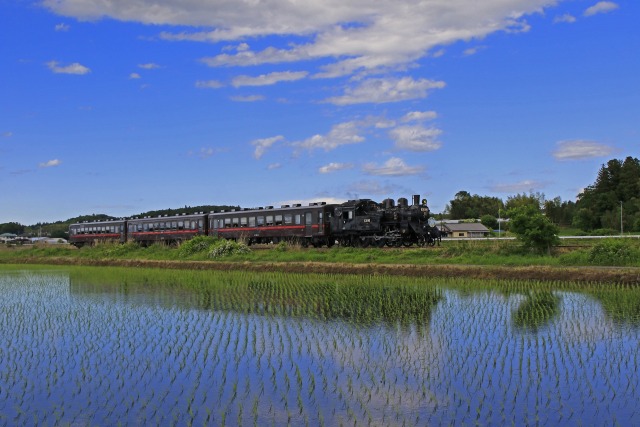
[69,194,441,248]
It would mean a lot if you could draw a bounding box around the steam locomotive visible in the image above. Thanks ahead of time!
[68,194,440,248]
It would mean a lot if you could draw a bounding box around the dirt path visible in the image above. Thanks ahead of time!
[6,256,640,285]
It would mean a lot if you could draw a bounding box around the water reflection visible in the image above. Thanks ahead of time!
[1,268,639,426]
[68,272,442,326]
[512,291,560,331]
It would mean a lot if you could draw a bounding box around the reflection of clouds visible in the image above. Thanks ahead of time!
[5,272,640,426]
[554,292,617,342]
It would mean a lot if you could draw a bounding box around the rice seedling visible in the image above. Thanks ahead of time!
[1,266,639,425]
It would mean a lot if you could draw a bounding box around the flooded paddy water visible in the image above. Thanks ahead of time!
[0,266,639,426]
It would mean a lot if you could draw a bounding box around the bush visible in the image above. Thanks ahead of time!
[104,241,140,257]
[588,240,638,266]
[208,240,251,259]
[274,241,289,252]
[589,228,618,236]
[178,236,217,257]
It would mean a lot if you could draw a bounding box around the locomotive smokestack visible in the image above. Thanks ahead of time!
[412,195,420,206]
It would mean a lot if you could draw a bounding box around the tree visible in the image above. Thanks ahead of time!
[505,192,545,212]
[0,222,25,235]
[574,156,640,231]
[507,205,560,254]
[448,191,504,220]
[480,214,498,230]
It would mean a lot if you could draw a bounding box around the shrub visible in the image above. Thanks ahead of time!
[588,240,638,266]
[274,241,289,252]
[208,240,251,259]
[178,236,217,257]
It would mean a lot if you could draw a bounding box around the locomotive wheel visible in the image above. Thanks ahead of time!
[402,240,413,247]
[374,238,386,248]
[360,237,370,248]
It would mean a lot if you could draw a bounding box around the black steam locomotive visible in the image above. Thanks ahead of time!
[69,194,440,248]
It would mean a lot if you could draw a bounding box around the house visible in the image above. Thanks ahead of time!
[0,233,17,243]
[439,222,490,238]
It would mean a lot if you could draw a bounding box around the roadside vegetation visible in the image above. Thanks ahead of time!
[2,235,639,269]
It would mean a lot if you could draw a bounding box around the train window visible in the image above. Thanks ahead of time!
[137,224,143,232]
[159,222,164,230]
[171,221,177,230]
[224,218,231,228]
[266,215,274,226]
[305,212,312,224]
[178,221,184,230]
[232,217,239,227]
[143,223,148,231]
[192,221,197,230]
[240,217,248,227]
[318,213,323,224]
[249,217,256,227]
[275,215,283,225]
[295,214,301,225]
[257,216,265,226]
[284,214,292,224]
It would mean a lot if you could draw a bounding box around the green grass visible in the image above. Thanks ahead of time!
[2,237,640,267]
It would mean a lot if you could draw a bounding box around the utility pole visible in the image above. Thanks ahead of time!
[620,201,623,235]
[498,208,501,237]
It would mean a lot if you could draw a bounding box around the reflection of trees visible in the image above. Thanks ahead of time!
[589,289,640,326]
[513,291,560,331]
[70,269,442,326]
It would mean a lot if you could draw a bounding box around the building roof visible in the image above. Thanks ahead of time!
[441,223,490,232]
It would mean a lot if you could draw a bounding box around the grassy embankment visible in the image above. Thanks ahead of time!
[2,236,639,283]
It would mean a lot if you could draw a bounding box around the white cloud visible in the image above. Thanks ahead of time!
[325,77,445,105]
[138,63,161,69]
[318,162,354,174]
[39,159,61,168]
[293,121,365,152]
[584,1,619,16]
[2,132,12,138]
[46,61,90,75]
[129,72,141,79]
[490,180,544,193]
[553,13,576,23]
[346,180,403,196]
[231,71,308,87]
[55,23,70,31]
[362,157,424,176]
[230,95,265,102]
[198,147,215,159]
[252,135,284,159]
[401,111,437,123]
[44,0,562,77]
[267,163,282,170]
[463,45,487,56]
[552,140,614,160]
[389,125,442,152]
[195,80,224,89]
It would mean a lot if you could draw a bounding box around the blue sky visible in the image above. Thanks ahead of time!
[1,0,638,224]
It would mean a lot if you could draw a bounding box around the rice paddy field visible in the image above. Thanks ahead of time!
[1,265,639,426]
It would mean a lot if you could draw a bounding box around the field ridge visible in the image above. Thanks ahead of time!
[5,256,640,285]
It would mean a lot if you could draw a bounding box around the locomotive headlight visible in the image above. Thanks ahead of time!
[428,217,436,227]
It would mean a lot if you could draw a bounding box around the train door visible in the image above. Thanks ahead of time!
[305,212,313,236]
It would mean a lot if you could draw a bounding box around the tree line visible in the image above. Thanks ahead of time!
[2,156,638,237]
[443,156,639,233]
